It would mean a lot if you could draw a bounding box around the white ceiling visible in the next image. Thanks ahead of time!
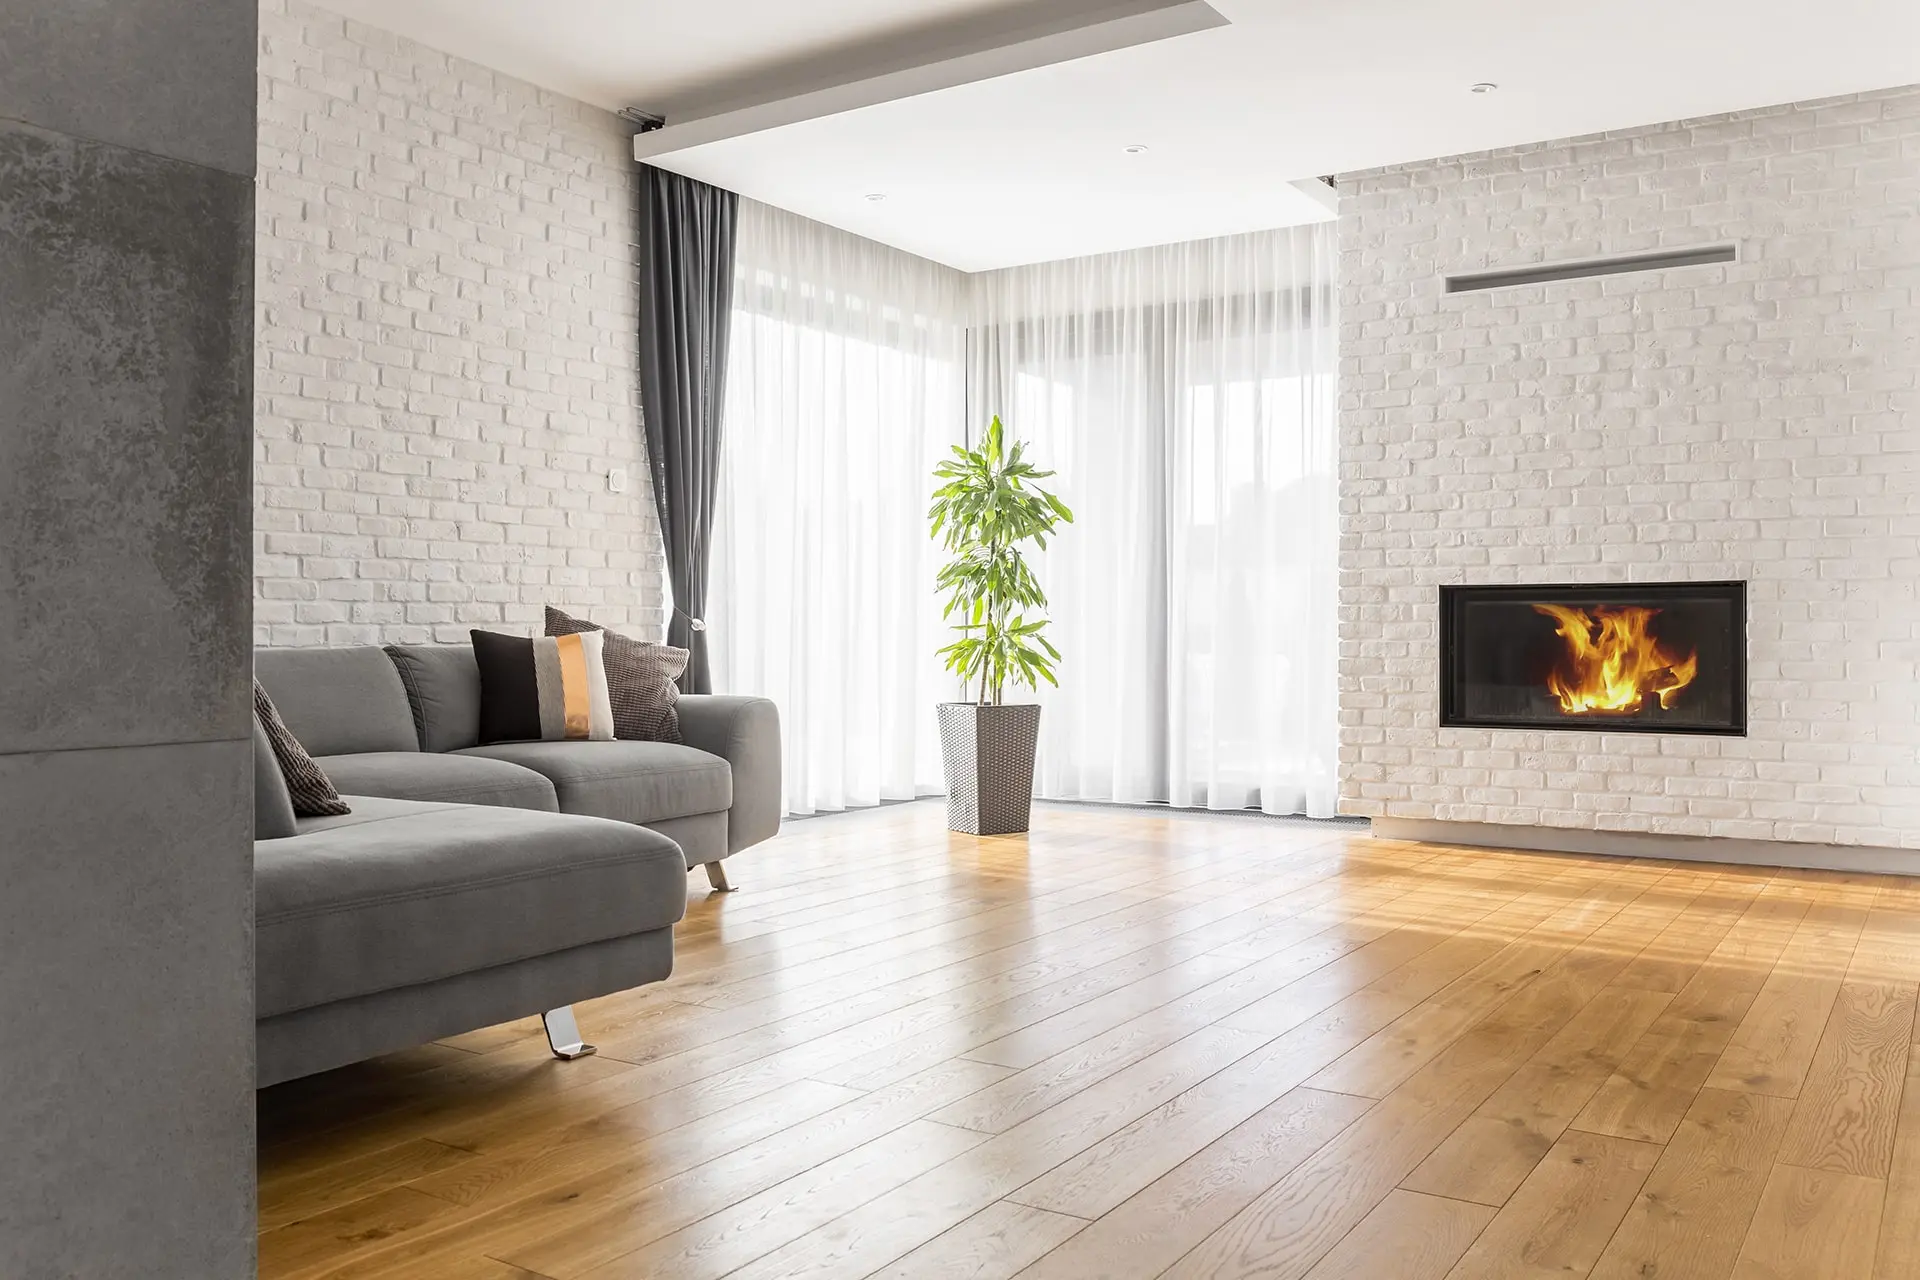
[318,0,1024,114]
[322,0,1920,272]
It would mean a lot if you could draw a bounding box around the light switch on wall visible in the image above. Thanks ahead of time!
[608,467,628,494]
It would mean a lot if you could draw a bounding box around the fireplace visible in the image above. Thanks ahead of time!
[1439,582,1746,735]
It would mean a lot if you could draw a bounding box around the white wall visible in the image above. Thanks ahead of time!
[1338,85,1920,849]
[253,0,665,646]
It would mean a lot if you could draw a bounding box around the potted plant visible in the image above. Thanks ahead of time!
[929,415,1073,835]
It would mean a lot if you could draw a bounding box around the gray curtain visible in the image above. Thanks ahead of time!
[637,165,737,693]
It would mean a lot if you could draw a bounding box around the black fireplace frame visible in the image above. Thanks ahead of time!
[1438,581,1747,736]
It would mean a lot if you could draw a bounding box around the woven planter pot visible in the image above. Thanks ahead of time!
[937,702,1042,836]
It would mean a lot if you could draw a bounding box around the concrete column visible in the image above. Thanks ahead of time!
[0,1,258,1275]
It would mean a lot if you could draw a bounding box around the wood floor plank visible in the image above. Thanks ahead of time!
[260,1047,643,1193]
[1704,896,1873,1097]
[1586,1087,1795,1280]
[927,968,1260,1135]
[1403,987,1673,1205]
[865,1201,1089,1280]
[1728,1163,1885,1280]
[1157,926,1656,1280]
[692,877,1289,1017]
[564,910,1236,1119]
[935,896,1490,1139]
[1011,1088,1374,1280]
[1202,881,1448,965]
[1875,1043,1920,1280]
[668,855,1420,1097]
[400,1258,556,1280]
[565,1119,988,1280]
[258,1187,453,1279]
[405,1077,863,1211]
[1302,876,1645,1099]
[713,1024,1275,1280]
[1440,1130,1661,1279]
[1001,1017,1386,1219]
[253,806,1920,1280]
[1305,923,1604,1070]
[668,870,1163,995]
[1219,868,1591,1041]
[1575,1013,1740,1146]
[819,946,1247,1092]
[1575,887,1813,1143]
[258,1138,475,1233]
[1776,980,1916,1177]
[1609,875,1764,992]
[1851,887,1920,987]
[1004,874,1683,1222]
[1152,1073,1497,1280]
[1300,1189,1493,1280]
[298,1057,1009,1280]
[952,864,1476,1073]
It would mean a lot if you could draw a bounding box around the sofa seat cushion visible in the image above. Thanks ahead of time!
[315,752,558,811]
[256,799,687,1018]
[456,741,732,825]
[292,795,444,835]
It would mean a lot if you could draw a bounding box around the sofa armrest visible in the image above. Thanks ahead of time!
[676,695,782,855]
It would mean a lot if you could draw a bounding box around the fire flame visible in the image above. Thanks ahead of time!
[1531,604,1698,715]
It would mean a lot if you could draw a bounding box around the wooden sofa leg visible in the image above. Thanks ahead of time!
[542,1006,597,1061]
[704,861,735,893]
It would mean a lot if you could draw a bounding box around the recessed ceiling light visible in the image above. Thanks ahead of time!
[864,192,887,202]
[1123,144,1149,154]
[1470,82,1498,94]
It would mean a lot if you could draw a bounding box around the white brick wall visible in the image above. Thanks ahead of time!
[253,0,665,646]
[1338,85,1920,849]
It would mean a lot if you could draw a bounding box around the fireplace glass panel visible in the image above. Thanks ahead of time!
[1439,582,1745,735]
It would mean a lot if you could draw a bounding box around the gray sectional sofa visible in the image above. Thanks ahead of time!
[251,644,780,1086]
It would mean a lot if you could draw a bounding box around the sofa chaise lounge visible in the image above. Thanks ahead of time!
[251,644,780,1086]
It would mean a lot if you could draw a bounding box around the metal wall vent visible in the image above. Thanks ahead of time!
[1444,244,1737,293]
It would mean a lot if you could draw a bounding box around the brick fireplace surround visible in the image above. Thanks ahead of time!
[1337,84,1920,869]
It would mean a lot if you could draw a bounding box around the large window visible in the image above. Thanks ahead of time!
[971,227,1340,816]
[707,201,965,816]
[710,212,1338,819]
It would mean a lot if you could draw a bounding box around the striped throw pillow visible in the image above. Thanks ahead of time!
[253,680,351,818]
[470,630,617,745]
[545,605,688,743]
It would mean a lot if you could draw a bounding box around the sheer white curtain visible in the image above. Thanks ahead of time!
[971,225,1339,816]
[708,200,965,816]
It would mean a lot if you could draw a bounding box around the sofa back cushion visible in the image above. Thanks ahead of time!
[254,647,418,756]
[383,644,484,753]
[252,717,299,840]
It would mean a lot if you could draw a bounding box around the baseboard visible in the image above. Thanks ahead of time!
[1370,817,1920,876]
[1036,798,1368,827]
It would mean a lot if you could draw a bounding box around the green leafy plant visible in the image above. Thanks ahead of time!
[929,415,1074,705]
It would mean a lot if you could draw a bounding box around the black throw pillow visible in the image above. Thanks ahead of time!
[470,629,617,745]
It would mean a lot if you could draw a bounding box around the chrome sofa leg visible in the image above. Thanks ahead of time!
[542,1006,597,1061]
[704,860,735,892]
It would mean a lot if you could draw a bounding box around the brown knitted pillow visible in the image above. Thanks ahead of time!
[253,679,350,817]
[544,606,688,743]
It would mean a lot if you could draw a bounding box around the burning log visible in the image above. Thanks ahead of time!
[1531,603,1699,715]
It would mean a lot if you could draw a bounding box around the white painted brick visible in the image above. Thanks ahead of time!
[1338,84,1920,850]
[253,0,665,647]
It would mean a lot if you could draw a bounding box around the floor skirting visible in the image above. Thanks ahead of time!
[1372,815,1920,876]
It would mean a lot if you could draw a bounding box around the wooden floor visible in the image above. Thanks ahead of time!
[258,802,1920,1280]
